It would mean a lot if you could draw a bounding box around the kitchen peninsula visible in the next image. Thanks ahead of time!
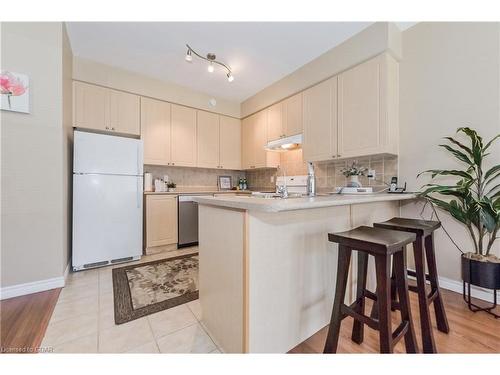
[194,193,416,353]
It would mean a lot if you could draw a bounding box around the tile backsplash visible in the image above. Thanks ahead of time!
[144,165,245,189]
[246,149,398,191]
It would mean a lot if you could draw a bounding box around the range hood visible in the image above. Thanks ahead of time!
[265,134,303,152]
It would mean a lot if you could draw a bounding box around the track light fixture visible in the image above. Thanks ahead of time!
[185,44,234,82]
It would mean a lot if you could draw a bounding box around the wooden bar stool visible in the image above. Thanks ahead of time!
[324,226,418,354]
[373,218,450,353]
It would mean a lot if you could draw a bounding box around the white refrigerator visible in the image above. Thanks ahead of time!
[72,130,143,271]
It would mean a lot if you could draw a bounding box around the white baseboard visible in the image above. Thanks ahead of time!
[0,276,66,300]
[438,275,497,304]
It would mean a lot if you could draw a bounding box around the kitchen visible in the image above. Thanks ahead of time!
[1,17,499,363]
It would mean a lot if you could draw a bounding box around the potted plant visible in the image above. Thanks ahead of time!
[418,127,500,317]
[341,161,367,187]
[167,182,176,192]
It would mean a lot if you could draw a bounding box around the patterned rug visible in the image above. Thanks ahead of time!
[112,253,199,324]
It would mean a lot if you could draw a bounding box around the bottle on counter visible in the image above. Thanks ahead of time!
[243,178,248,191]
[238,178,244,190]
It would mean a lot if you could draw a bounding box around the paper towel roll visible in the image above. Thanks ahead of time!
[144,173,153,192]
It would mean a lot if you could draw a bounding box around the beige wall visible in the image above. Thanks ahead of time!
[73,57,241,118]
[241,22,402,117]
[399,22,500,281]
[1,22,70,288]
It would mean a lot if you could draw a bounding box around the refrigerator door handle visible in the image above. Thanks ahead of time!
[137,178,141,208]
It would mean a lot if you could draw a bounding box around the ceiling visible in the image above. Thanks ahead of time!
[66,22,415,102]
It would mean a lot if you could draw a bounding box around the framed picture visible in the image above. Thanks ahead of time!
[1,71,30,113]
[217,176,232,191]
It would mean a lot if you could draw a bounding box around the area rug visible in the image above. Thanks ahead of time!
[112,253,199,324]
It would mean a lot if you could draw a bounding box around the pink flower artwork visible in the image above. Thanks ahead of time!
[1,71,29,113]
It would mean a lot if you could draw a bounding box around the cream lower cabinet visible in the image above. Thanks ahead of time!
[73,81,140,136]
[145,195,178,253]
[141,97,171,165]
[302,76,338,162]
[337,54,399,158]
[171,104,197,167]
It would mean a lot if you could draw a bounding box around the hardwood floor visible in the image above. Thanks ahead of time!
[1,289,61,353]
[289,288,500,353]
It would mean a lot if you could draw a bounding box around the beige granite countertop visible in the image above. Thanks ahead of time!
[193,192,417,212]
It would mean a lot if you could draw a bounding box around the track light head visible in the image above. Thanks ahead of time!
[185,49,192,62]
[227,72,234,82]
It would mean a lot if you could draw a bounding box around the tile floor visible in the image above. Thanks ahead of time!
[42,247,220,353]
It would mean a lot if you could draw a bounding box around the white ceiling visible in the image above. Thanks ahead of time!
[66,22,415,102]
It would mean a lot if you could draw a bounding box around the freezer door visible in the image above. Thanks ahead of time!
[72,174,143,270]
[74,130,143,175]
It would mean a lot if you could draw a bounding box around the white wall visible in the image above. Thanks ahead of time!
[399,22,500,283]
[241,22,402,117]
[73,56,241,118]
[1,22,71,294]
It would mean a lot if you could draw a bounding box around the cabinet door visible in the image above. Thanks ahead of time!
[241,115,255,169]
[171,104,197,167]
[302,77,337,162]
[73,81,109,131]
[219,116,241,170]
[283,92,303,137]
[109,89,140,136]
[338,56,381,158]
[253,110,268,168]
[267,102,283,141]
[197,111,220,169]
[146,195,178,248]
[141,97,171,165]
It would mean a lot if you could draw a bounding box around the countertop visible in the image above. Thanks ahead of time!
[144,188,253,196]
[193,192,418,212]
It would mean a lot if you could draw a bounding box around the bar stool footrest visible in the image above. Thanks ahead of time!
[341,304,379,331]
[392,321,409,345]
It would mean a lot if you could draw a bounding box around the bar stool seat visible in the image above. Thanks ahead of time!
[374,217,449,354]
[324,226,419,354]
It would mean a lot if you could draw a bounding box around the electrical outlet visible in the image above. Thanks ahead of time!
[367,169,376,180]
[270,175,275,183]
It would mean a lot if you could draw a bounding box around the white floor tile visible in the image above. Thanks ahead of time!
[126,341,160,353]
[50,294,99,323]
[98,317,155,353]
[147,304,198,339]
[156,323,216,353]
[51,333,98,353]
[42,313,98,348]
[187,299,202,321]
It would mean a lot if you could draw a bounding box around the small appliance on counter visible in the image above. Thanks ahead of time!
[144,172,153,192]
[388,177,408,193]
[333,186,374,194]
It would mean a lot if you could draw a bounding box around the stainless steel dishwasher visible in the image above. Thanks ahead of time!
[178,195,199,247]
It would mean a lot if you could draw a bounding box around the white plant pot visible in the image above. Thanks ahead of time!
[348,175,362,187]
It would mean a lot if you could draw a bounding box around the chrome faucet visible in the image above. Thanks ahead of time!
[276,166,289,199]
[306,162,316,196]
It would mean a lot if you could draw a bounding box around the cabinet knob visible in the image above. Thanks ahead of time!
[105,126,109,130]
[171,163,175,166]
[111,127,115,131]
[337,154,341,157]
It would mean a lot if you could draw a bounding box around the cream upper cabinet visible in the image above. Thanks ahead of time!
[73,81,109,132]
[219,116,241,170]
[241,115,254,169]
[145,194,178,250]
[302,76,338,162]
[73,81,140,136]
[171,104,197,167]
[282,92,303,136]
[267,102,283,141]
[197,110,220,169]
[338,54,398,158]
[109,89,140,136]
[141,97,171,165]
[241,110,279,170]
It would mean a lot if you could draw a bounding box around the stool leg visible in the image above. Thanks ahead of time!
[324,245,352,353]
[352,251,369,344]
[425,233,450,333]
[414,236,437,353]
[393,248,418,353]
[374,253,393,353]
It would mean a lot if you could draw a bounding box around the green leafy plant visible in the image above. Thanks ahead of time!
[341,161,367,177]
[418,127,500,260]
